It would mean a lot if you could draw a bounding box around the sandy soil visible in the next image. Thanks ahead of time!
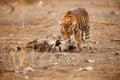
[0,0,120,80]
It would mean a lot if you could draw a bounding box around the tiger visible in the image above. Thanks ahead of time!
[59,8,90,51]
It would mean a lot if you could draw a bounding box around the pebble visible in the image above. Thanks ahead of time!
[24,75,29,79]
[55,67,68,73]
[78,66,93,71]
[24,66,35,72]
[115,52,119,55]
[87,59,95,63]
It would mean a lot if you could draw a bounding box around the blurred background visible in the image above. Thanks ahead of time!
[0,0,120,80]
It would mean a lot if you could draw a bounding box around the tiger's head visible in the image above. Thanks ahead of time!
[59,11,76,40]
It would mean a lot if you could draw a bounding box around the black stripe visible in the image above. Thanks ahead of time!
[85,33,89,36]
[85,29,89,33]
[85,36,89,39]
[84,27,89,30]
[84,26,89,29]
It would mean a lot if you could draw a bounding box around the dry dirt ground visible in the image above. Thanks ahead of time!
[0,0,120,80]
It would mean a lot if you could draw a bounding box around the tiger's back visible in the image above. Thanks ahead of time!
[71,8,89,29]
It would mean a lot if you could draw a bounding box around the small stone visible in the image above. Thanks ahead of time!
[51,12,56,16]
[54,54,62,58]
[115,52,119,55]
[10,34,14,37]
[63,52,67,56]
[89,50,95,53]
[24,66,35,72]
[78,68,84,71]
[69,57,76,60]
[96,41,99,44]
[14,70,20,73]
[54,62,58,65]
[24,75,29,79]
[17,42,23,44]
[78,66,93,71]
[87,59,95,63]
[55,67,68,73]
[110,11,116,15]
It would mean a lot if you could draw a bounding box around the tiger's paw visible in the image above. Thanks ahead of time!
[83,45,92,51]
[82,43,92,51]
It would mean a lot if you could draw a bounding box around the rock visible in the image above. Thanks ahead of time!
[17,42,23,45]
[14,70,20,73]
[87,59,95,63]
[24,66,35,72]
[69,57,76,60]
[24,75,29,79]
[115,52,119,55]
[110,11,116,15]
[78,66,93,71]
[51,12,56,16]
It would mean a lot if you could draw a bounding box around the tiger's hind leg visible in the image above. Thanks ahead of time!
[81,26,89,43]
[81,30,85,43]
[84,25,90,42]
[83,25,91,50]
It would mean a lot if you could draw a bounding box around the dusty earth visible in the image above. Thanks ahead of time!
[0,0,120,80]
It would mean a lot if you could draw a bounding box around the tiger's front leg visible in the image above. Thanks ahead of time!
[74,30,81,52]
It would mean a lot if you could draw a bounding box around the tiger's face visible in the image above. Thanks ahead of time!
[60,22,72,39]
[59,21,76,40]
[59,11,76,40]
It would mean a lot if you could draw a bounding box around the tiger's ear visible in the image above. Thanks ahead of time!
[67,11,72,14]
[58,21,62,26]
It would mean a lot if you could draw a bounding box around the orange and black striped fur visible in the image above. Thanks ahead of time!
[59,8,90,51]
